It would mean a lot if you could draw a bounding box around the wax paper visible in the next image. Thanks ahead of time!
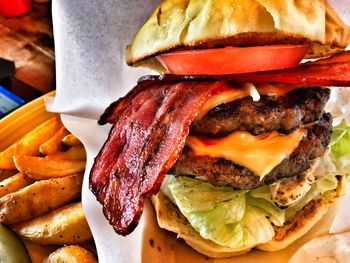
[46,1,350,262]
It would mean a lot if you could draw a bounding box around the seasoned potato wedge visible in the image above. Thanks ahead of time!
[24,241,58,263]
[48,146,86,160]
[13,155,86,180]
[0,117,62,169]
[13,202,92,245]
[43,245,97,263]
[79,240,97,256]
[0,146,16,170]
[0,173,34,198]
[0,174,83,224]
[0,169,18,181]
[1,116,93,260]
[39,127,70,155]
[62,134,82,147]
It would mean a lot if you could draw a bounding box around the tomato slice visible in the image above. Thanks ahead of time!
[157,45,310,75]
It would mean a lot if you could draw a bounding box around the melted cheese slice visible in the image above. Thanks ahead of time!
[196,82,252,120]
[256,83,301,97]
[197,82,302,119]
[186,129,306,178]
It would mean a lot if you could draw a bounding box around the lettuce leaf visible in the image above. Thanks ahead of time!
[249,174,338,221]
[162,175,246,214]
[317,120,350,177]
[334,154,350,176]
[161,174,339,249]
[246,193,285,227]
[331,120,350,158]
[161,175,274,249]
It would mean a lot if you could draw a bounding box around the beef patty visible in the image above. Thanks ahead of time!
[191,87,330,136]
[171,113,332,190]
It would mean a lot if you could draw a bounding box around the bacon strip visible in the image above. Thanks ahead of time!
[98,84,146,125]
[90,81,220,235]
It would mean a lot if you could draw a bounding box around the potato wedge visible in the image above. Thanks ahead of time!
[62,134,82,147]
[43,245,97,263]
[0,174,83,224]
[0,117,62,169]
[0,144,16,169]
[39,127,70,155]
[13,202,92,245]
[0,146,17,170]
[0,169,18,182]
[0,173,34,198]
[79,240,97,256]
[24,241,58,263]
[14,155,86,180]
[47,146,86,160]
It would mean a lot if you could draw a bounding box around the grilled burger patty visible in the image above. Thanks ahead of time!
[191,87,330,136]
[171,113,332,190]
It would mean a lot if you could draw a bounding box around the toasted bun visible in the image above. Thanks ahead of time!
[151,176,345,258]
[126,0,350,70]
[257,175,344,251]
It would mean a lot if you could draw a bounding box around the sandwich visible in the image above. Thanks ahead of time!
[90,0,350,258]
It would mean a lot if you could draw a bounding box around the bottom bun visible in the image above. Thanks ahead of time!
[151,176,345,259]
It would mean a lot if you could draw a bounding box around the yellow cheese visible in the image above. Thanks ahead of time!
[256,83,301,97]
[186,129,306,178]
[197,82,302,119]
[196,85,251,119]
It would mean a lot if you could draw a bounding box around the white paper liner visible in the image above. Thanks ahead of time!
[47,1,350,262]
[289,231,350,263]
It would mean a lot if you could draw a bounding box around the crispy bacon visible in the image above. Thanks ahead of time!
[98,84,146,125]
[90,80,221,235]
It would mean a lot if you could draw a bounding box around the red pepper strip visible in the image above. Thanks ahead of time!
[224,61,350,86]
[305,50,350,65]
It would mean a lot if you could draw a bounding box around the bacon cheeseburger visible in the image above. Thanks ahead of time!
[90,0,350,258]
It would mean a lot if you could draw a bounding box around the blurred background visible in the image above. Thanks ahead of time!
[0,0,54,117]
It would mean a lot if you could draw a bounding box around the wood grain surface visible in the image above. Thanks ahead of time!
[0,3,55,94]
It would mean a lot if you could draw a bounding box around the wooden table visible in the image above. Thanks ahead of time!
[0,2,55,98]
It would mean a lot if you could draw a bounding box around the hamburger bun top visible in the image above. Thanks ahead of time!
[126,0,350,69]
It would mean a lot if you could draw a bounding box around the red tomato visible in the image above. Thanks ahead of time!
[157,45,310,75]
